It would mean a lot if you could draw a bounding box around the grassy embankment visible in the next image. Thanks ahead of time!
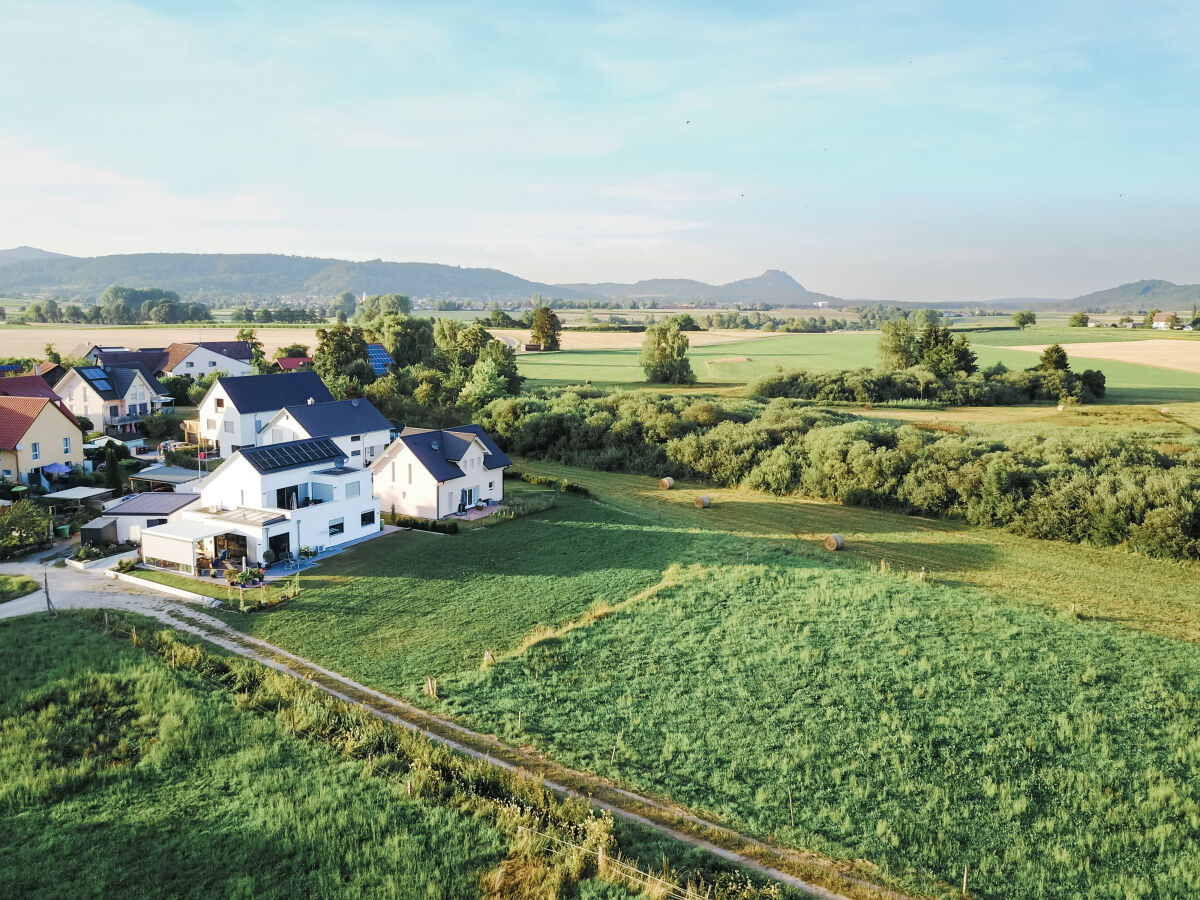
[209,469,1200,899]
[0,574,38,603]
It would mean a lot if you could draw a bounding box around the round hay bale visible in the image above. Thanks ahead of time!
[823,534,845,552]
[694,495,711,509]
[1056,404,1065,412]
[658,477,675,490]
[1162,407,1172,415]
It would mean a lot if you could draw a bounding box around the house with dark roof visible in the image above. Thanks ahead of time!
[138,436,380,573]
[195,371,334,458]
[0,396,85,485]
[371,425,510,519]
[259,399,393,467]
[86,342,254,377]
[100,491,201,542]
[54,364,172,435]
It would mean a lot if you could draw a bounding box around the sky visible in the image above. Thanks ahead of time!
[1,1,1199,301]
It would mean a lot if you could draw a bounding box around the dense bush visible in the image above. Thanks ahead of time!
[507,469,590,496]
[750,363,1107,406]
[384,513,460,534]
[477,388,1200,560]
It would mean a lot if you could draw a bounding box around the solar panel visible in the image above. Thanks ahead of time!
[82,367,107,378]
[92,379,112,391]
[365,344,392,376]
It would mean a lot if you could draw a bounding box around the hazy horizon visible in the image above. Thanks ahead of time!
[3,1,1199,302]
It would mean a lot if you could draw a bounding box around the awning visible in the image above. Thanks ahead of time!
[41,462,72,475]
[41,486,112,502]
[140,520,226,543]
[140,520,226,569]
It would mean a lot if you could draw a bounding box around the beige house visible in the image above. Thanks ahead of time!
[0,397,85,485]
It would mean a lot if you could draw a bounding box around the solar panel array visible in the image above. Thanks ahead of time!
[365,344,392,376]
[244,439,339,472]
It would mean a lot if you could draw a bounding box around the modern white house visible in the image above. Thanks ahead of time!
[86,342,254,378]
[139,437,380,573]
[194,371,333,458]
[371,425,510,520]
[259,399,392,467]
[55,365,173,435]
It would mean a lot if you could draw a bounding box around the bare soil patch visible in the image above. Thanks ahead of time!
[1004,339,1200,373]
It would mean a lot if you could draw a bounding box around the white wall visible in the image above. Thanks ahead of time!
[198,382,277,458]
[373,439,504,519]
[168,347,252,378]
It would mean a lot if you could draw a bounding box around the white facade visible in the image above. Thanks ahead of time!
[197,382,266,458]
[259,408,390,468]
[166,345,253,377]
[56,369,167,433]
[373,436,504,519]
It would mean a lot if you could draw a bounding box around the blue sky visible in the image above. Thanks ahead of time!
[1,1,1198,300]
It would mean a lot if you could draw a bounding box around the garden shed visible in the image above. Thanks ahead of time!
[79,516,118,546]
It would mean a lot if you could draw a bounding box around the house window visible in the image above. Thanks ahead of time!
[224,421,234,433]
[215,398,225,409]
[63,437,71,454]
[350,435,361,442]
[407,463,412,485]
[31,442,40,461]
[109,405,118,418]
[206,419,216,430]
[346,481,361,499]
[185,361,194,368]
[2,469,11,479]
[489,481,494,490]
[360,509,375,527]
[328,517,344,537]
[208,360,216,367]
[350,449,361,457]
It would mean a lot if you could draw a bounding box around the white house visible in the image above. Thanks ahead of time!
[195,371,333,458]
[139,437,381,573]
[100,491,200,542]
[259,399,392,467]
[1151,312,1177,330]
[87,342,254,378]
[55,365,173,435]
[371,425,510,520]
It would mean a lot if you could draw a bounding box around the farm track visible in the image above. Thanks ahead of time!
[0,566,921,900]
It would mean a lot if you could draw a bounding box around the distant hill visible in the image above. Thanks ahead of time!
[1068,279,1200,312]
[556,269,843,306]
[0,252,593,303]
[0,246,73,266]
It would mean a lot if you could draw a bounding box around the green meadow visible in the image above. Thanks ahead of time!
[210,474,1200,899]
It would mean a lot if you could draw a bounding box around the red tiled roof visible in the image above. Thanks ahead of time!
[0,397,52,449]
[274,356,313,370]
[0,374,81,428]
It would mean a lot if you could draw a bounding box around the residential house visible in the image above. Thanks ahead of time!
[89,342,254,378]
[138,437,380,573]
[0,396,85,485]
[272,356,313,372]
[259,399,392,467]
[365,343,393,376]
[194,371,333,458]
[99,491,200,542]
[55,365,172,435]
[1151,312,1178,330]
[371,425,510,519]
[36,361,66,388]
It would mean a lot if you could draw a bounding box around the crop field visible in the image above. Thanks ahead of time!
[1001,339,1200,374]
[0,614,511,897]
[0,324,325,359]
[210,469,1200,898]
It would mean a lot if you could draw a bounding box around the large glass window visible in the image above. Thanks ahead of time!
[328,518,344,537]
[360,509,375,527]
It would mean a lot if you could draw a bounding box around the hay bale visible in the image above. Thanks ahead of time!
[1056,404,1065,412]
[1162,407,1172,415]
[823,534,845,552]
[694,495,711,509]
[658,477,675,490]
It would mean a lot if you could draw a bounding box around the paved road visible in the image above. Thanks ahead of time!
[0,558,893,900]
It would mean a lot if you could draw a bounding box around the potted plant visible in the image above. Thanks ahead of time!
[262,549,276,569]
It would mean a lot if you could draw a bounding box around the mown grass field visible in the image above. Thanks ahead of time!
[209,469,1200,899]
[0,614,510,898]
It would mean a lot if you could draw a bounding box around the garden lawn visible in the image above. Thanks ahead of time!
[0,614,507,898]
[0,573,37,603]
[211,496,698,698]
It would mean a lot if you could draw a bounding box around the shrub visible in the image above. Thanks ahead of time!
[384,515,460,534]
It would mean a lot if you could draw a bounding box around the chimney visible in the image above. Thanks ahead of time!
[307,397,314,405]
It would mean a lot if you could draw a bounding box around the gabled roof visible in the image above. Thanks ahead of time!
[96,349,167,372]
[69,364,167,401]
[1152,312,1175,323]
[163,341,252,371]
[36,362,66,387]
[0,374,81,428]
[273,356,313,371]
[379,424,510,482]
[0,397,57,449]
[274,399,391,440]
[237,437,345,474]
[103,492,200,516]
[213,371,333,414]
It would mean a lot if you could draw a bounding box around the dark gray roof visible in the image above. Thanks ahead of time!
[396,425,510,482]
[215,371,333,414]
[96,349,167,372]
[238,437,345,474]
[73,364,167,401]
[104,492,200,516]
[279,399,391,439]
